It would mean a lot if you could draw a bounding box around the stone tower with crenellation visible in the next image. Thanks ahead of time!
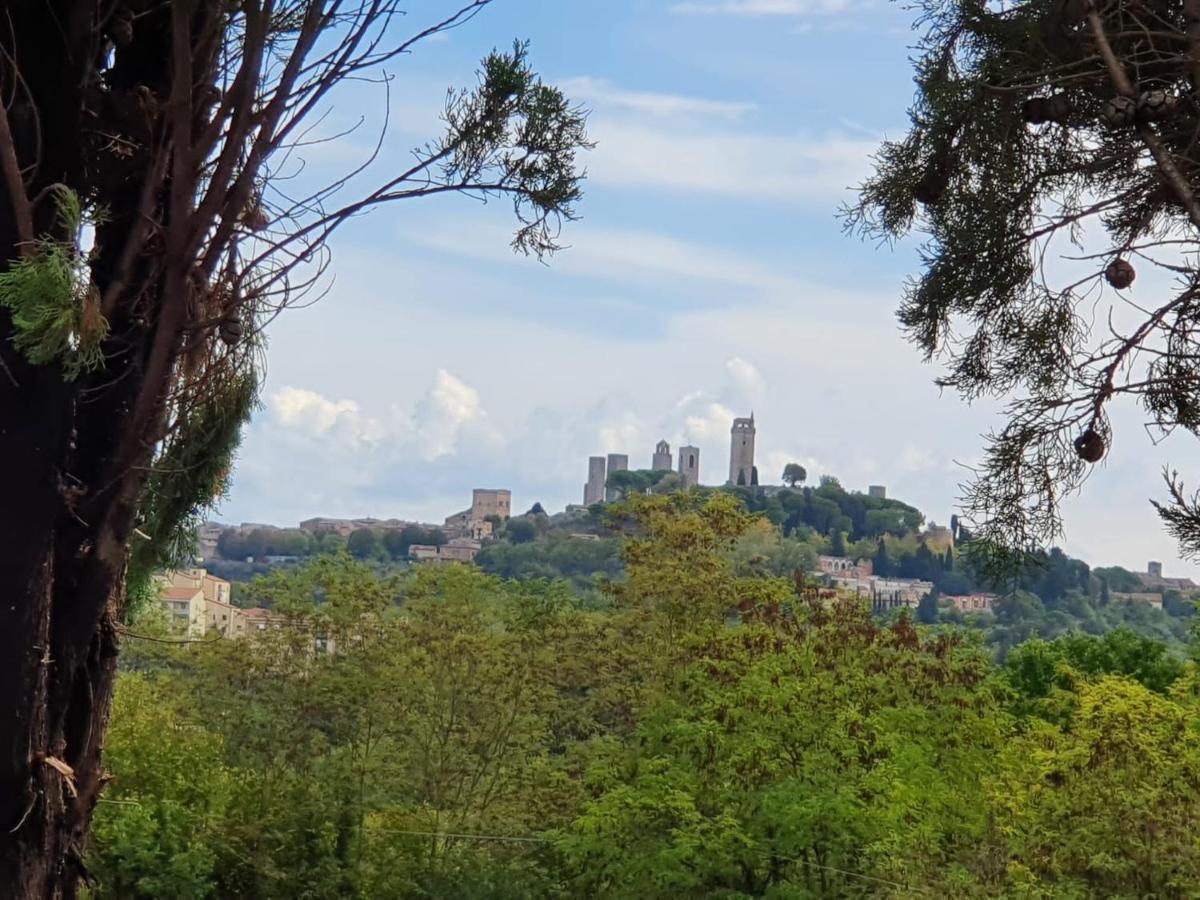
[728,413,756,486]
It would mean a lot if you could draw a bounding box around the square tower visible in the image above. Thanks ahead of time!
[728,414,756,486]
[605,454,629,502]
[677,445,700,487]
[584,456,607,505]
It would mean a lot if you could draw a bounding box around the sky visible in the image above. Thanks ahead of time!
[222,0,1200,579]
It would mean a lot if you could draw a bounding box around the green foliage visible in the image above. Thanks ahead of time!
[88,674,232,899]
[506,517,539,544]
[95,506,1200,899]
[346,527,383,560]
[846,0,1200,557]
[128,373,258,608]
[0,186,109,380]
[441,41,592,258]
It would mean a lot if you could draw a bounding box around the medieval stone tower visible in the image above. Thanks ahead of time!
[677,445,699,487]
[652,440,672,471]
[728,413,756,486]
[584,456,607,505]
[605,453,629,502]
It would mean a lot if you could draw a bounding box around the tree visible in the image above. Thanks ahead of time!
[347,528,382,561]
[873,538,891,577]
[505,518,538,545]
[0,3,590,890]
[917,589,939,625]
[848,0,1200,564]
[781,463,807,487]
[829,528,847,558]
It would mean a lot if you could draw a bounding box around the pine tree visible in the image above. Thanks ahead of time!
[848,0,1200,563]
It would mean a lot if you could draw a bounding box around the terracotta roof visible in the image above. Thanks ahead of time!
[163,587,202,601]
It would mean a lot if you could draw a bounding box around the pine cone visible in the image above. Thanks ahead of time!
[1105,258,1136,289]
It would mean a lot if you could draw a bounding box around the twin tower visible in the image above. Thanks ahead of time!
[582,414,756,503]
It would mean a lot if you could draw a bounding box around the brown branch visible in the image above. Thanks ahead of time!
[0,95,33,254]
[1087,5,1200,226]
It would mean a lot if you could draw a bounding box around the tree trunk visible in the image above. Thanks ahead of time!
[0,4,160,891]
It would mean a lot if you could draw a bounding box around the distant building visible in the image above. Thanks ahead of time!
[833,575,933,610]
[652,440,672,472]
[410,537,481,565]
[819,556,873,579]
[921,523,954,550]
[677,445,700,488]
[868,485,887,499]
[161,587,207,638]
[242,607,286,633]
[1139,561,1197,592]
[728,414,756,486]
[584,456,607,505]
[605,454,629,502]
[445,489,511,538]
[299,516,417,537]
[1112,591,1164,610]
[945,593,996,613]
[197,521,225,560]
[160,568,239,637]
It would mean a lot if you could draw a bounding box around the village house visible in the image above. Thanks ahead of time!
[945,593,997,613]
[160,568,243,637]
[1112,591,1164,610]
[409,537,482,565]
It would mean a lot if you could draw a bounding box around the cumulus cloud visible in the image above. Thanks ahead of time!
[270,369,489,460]
[271,387,369,441]
[725,356,766,403]
[412,369,488,460]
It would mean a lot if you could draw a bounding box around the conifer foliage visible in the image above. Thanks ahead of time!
[848,0,1200,560]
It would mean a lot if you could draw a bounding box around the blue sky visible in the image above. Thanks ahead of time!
[222,0,1200,579]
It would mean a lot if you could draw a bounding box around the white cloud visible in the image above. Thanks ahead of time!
[557,76,755,120]
[725,356,766,402]
[271,387,363,436]
[270,369,489,462]
[585,120,874,201]
[672,0,856,16]
[413,369,488,460]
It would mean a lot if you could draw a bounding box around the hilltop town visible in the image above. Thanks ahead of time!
[165,413,1198,643]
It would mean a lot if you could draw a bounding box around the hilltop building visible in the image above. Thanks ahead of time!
[444,489,511,539]
[677,445,700,487]
[869,485,887,499]
[584,456,606,505]
[1140,561,1197,592]
[158,568,240,638]
[652,440,672,471]
[410,536,482,565]
[605,454,629,502]
[729,413,757,486]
